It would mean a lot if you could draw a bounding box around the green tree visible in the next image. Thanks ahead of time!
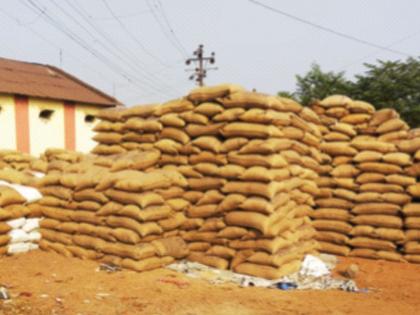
[352,58,420,127]
[281,58,420,127]
[292,63,353,105]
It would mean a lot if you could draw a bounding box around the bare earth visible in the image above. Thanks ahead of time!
[0,251,419,315]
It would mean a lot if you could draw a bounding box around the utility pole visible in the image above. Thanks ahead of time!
[185,44,217,86]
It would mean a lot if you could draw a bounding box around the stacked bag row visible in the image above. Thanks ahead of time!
[92,84,322,279]
[310,96,372,256]
[35,151,189,272]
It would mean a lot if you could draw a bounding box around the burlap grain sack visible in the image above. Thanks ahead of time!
[385,174,415,186]
[350,226,405,242]
[93,121,124,133]
[221,122,283,139]
[187,84,244,103]
[320,142,358,156]
[408,184,420,198]
[352,215,402,229]
[93,132,123,145]
[234,259,301,280]
[199,218,226,232]
[315,231,349,245]
[105,190,164,208]
[312,220,352,234]
[187,252,229,270]
[106,216,162,237]
[405,217,420,229]
[317,95,352,108]
[376,118,408,134]
[350,248,403,262]
[120,205,171,222]
[91,144,125,155]
[309,208,352,221]
[121,256,174,272]
[352,203,400,215]
[402,203,420,217]
[403,242,420,255]
[111,228,141,244]
[318,241,350,256]
[353,151,383,163]
[405,230,420,241]
[405,255,420,264]
[0,186,26,206]
[159,113,185,128]
[206,245,236,259]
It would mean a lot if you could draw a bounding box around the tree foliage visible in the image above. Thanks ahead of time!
[282,58,420,127]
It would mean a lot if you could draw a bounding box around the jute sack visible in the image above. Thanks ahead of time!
[359,183,403,194]
[217,227,248,239]
[318,241,351,256]
[206,245,236,259]
[349,248,403,262]
[187,252,229,270]
[405,217,420,229]
[159,113,185,128]
[194,102,224,117]
[350,226,405,242]
[213,108,245,122]
[352,203,400,215]
[402,203,420,217]
[317,95,352,108]
[309,208,352,221]
[408,184,420,198]
[376,118,408,134]
[405,255,420,264]
[151,237,189,259]
[315,231,349,245]
[352,215,403,229]
[385,175,415,186]
[382,152,412,166]
[233,260,301,280]
[221,123,282,139]
[185,123,224,137]
[187,242,211,252]
[403,242,420,255]
[312,220,353,234]
[358,162,402,174]
[101,242,156,260]
[106,216,162,237]
[353,151,382,163]
[187,84,244,102]
[405,230,420,241]
[316,198,354,209]
[121,256,174,272]
[199,218,226,232]
[105,190,164,208]
[319,142,358,156]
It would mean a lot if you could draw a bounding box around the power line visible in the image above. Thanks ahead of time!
[101,0,169,68]
[154,0,188,56]
[23,0,171,97]
[56,0,180,96]
[90,10,151,21]
[145,0,188,58]
[248,0,413,57]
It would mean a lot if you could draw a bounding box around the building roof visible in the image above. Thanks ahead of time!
[0,57,121,107]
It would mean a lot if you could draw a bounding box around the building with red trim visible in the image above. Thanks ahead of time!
[0,57,120,155]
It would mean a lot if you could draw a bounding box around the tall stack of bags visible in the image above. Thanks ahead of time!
[310,96,363,257]
[36,153,189,272]
[398,130,420,263]
[0,184,41,255]
[91,84,322,279]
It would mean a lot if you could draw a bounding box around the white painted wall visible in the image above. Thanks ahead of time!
[75,104,101,153]
[28,98,64,156]
[0,94,17,150]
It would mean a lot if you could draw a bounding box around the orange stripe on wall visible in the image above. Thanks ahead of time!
[64,101,76,150]
[14,95,30,153]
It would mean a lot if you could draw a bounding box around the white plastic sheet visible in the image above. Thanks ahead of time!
[22,218,40,233]
[8,229,31,244]
[0,180,42,203]
[299,255,330,277]
[6,218,26,229]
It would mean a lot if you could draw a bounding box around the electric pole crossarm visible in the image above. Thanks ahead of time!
[185,44,216,86]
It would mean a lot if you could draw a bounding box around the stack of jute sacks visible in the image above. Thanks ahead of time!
[398,130,420,263]
[0,149,47,174]
[310,96,420,262]
[0,183,41,255]
[348,109,413,261]
[92,84,322,279]
[36,151,190,272]
[309,95,367,257]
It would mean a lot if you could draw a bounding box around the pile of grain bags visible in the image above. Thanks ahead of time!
[93,84,322,279]
[0,182,42,255]
[398,129,420,263]
[0,149,47,175]
[310,96,369,256]
[347,108,413,261]
[36,152,189,272]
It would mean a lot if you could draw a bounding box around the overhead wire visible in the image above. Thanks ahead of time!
[22,0,172,98]
[248,0,414,57]
[145,0,188,58]
[101,0,170,68]
[53,0,180,96]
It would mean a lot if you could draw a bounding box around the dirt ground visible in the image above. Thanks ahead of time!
[0,251,420,315]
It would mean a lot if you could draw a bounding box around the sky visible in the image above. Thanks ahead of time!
[0,0,419,106]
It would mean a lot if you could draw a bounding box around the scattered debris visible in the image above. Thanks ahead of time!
[0,286,10,300]
[97,263,121,273]
[344,264,359,279]
[167,254,368,293]
[158,277,190,288]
